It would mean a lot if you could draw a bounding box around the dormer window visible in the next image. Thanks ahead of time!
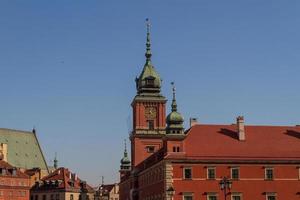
[12,168,17,176]
[1,169,6,176]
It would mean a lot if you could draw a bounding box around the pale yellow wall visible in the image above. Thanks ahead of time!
[30,192,64,200]
[0,143,8,162]
[109,184,119,200]
[31,191,94,200]
[65,192,80,200]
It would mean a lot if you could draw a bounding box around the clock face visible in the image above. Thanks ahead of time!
[145,107,157,119]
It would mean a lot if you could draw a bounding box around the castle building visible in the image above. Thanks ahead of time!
[30,167,94,200]
[0,159,31,200]
[119,21,300,200]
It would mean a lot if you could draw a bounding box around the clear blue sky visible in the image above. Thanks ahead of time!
[0,1,299,185]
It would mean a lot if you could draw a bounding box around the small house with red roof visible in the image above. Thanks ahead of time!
[31,167,94,200]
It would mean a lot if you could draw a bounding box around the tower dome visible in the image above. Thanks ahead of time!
[166,82,184,134]
[135,19,162,95]
[120,140,131,170]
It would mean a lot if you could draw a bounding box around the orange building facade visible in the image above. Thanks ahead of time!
[0,160,31,200]
[119,23,300,200]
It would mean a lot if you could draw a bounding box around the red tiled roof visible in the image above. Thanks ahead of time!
[25,168,41,176]
[0,160,29,178]
[178,124,300,161]
[32,167,94,192]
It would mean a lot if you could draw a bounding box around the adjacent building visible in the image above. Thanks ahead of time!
[30,167,94,200]
[0,128,49,178]
[0,160,31,200]
[95,183,119,200]
[119,23,300,200]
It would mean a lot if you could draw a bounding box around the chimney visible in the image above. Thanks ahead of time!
[0,143,8,162]
[189,118,198,127]
[237,116,245,141]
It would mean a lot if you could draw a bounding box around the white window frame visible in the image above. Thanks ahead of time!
[265,167,274,180]
[183,167,192,180]
[207,167,216,180]
[231,192,242,200]
[182,192,193,200]
[265,192,277,200]
[206,193,218,200]
[231,167,240,180]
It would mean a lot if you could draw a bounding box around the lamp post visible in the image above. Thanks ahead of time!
[219,177,232,200]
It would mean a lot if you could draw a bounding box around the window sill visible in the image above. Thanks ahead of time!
[206,178,216,180]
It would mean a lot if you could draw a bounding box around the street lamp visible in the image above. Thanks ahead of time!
[219,177,232,200]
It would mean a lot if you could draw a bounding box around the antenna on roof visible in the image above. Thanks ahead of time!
[101,176,104,185]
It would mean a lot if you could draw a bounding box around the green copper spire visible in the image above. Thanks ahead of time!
[120,139,131,170]
[171,82,177,112]
[145,18,152,65]
[123,139,128,158]
[54,152,58,169]
[166,82,184,134]
[135,19,162,95]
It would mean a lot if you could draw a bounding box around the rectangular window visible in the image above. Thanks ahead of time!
[148,120,154,130]
[173,146,180,152]
[231,167,240,179]
[55,194,59,200]
[266,193,277,200]
[183,168,192,179]
[207,167,216,179]
[35,195,38,200]
[231,193,242,200]
[265,168,274,180]
[43,195,46,200]
[183,193,193,200]
[207,194,217,200]
[70,194,74,200]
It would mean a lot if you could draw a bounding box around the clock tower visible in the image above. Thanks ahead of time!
[131,20,166,167]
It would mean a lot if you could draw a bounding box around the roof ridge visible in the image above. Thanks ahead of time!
[193,124,300,128]
[0,128,33,134]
